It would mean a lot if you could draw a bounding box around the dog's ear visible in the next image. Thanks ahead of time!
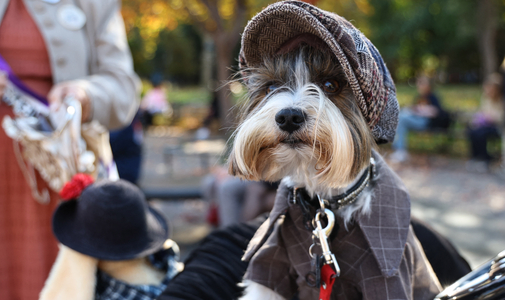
[228,150,258,181]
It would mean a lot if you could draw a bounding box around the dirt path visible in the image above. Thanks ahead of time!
[386,152,505,268]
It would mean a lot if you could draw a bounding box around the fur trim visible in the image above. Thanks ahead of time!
[239,280,285,300]
[39,245,98,300]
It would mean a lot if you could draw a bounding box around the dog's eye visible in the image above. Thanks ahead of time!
[322,80,340,93]
[266,84,278,95]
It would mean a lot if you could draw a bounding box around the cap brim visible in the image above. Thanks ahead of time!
[240,2,365,114]
[242,3,338,68]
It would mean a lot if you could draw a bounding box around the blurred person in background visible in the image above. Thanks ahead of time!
[0,0,140,299]
[140,72,171,128]
[195,91,219,140]
[109,112,143,185]
[466,73,504,172]
[391,76,447,162]
[202,166,277,227]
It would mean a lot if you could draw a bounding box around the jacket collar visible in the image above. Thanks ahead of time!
[243,151,411,278]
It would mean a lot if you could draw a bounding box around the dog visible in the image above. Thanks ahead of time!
[227,2,442,300]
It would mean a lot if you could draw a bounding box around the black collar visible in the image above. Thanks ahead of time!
[289,158,376,212]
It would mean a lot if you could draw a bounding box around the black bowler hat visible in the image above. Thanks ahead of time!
[53,178,169,261]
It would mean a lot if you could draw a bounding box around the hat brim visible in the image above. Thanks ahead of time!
[52,200,169,261]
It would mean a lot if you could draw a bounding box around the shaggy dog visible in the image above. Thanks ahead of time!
[228,2,442,300]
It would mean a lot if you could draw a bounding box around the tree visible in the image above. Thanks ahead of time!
[477,0,500,77]
[162,0,249,130]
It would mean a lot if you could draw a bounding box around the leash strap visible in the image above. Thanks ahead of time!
[320,264,336,300]
[0,54,49,106]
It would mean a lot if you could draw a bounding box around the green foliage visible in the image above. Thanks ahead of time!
[168,86,211,104]
[124,0,505,86]
[141,80,211,104]
[367,0,480,81]
[129,24,203,85]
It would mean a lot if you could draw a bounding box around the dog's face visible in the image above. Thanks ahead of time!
[229,45,374,191]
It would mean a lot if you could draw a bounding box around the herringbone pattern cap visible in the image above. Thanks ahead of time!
[239,1,399,143]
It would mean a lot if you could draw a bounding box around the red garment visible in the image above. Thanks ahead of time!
[0,0,53,97]
[0,1,59,300]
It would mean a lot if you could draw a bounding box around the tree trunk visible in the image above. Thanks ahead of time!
[181,0,246,133]
[477,0,499,78]
[214,34,235,132]
[201,33,214,90]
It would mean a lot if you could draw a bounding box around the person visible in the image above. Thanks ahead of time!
[140,73,171,128]
[39,174,182,300]
[202,166,278,227]
[466,73,504,172]
[0,0,140,299]
[390,76,447,162]
[195,90,220,140]
[109,112,143,184]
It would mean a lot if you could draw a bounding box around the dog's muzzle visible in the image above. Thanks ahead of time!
[275,108,306,134]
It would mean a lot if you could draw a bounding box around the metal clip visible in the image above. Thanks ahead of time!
[289,187,298,204]
[312,209,341,277]
[316,194,330,216]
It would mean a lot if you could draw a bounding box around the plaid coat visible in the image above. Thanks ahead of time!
[242,151,442,300]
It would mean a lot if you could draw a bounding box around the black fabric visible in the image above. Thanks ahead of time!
[288,163,372,213]
[411,217,471,287]
[110,113,142,184]
[428,110,452,130]
[158,216,266,300]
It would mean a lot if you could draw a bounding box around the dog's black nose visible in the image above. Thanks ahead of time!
[275,108,306,133]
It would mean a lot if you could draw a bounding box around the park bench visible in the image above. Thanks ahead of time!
[408,111,460,154]
[408,111,502,158]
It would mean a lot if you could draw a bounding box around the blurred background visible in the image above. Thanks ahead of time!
[117,0,505,269]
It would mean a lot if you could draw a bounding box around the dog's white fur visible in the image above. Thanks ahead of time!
[240,280,285,300]
[39,244,165,300]
[233,50,375,299]
[232,55,357,194]
[231,52,374,223]
[39,245,98,300]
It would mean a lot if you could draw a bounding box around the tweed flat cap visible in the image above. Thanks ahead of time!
[239,0,399,143]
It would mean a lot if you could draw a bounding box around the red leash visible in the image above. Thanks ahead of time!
[319,264,336,300]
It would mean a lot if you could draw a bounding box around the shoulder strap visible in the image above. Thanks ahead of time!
[0,53,49,106]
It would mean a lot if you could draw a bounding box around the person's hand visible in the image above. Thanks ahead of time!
[48,82,91,123]
[0,72,7,99]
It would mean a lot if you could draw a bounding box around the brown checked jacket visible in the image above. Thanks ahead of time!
[242,151,442,300]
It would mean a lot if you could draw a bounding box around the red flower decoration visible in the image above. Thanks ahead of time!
[59,173,94,201]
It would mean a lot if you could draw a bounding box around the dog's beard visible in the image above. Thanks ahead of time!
[229,46,374,192]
